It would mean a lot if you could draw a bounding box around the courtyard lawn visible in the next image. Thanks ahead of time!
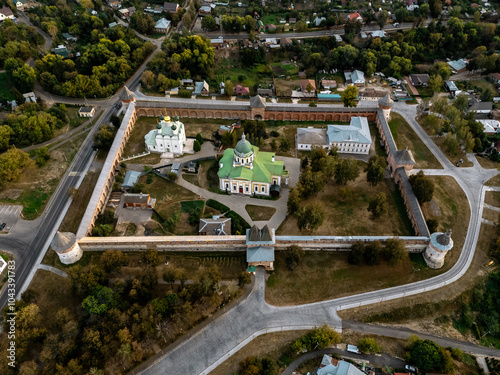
[181,159,219,193]
[388,113,442,169]
[180,200,205,213]
[67,107,88,129]
[476,156,499,169]
[181,119,231,139]
[121,116,157,158]
[485,191,500,206]
[486,174,500,187]
[245,205,276,221]
[277,168,414,237]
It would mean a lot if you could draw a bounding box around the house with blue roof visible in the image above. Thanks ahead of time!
[154,17,171,33]
[316,355,364,375]
[344,70,365,86]
[121,170,142,191]
[447,58,467,73]
[326,117,372,154]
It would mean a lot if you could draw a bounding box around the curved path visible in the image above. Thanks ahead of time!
[132,104,499,375]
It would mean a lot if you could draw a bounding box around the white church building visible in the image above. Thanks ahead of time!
[145,115,186,155]
[297,116,372,154]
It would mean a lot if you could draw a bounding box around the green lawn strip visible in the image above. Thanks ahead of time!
[180,200,205,213]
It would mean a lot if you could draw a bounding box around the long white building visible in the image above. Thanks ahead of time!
[145,115,186,155]
[297,116,372,154]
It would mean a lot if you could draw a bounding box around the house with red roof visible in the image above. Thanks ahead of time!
[347,12,363,22]
[235,85,250,96]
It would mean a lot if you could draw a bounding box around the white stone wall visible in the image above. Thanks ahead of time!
[57,243,83,265]
[423,244,446,269]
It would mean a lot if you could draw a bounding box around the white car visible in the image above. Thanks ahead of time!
[405,364,417,373]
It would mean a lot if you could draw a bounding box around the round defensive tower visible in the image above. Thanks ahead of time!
[423,229,453,269]
[378,94,394,121]
[121,85,135,104]
[51,231,83,265]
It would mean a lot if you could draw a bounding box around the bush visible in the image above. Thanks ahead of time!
[193,140,201,152]
[238,271,251,287]
[358,337,382,353]
[270,130,280,137]
[195,133,204,145]
[285,245,304,271]
[206,199,230,212]
[226,210,250,235]
[179,90,191,98]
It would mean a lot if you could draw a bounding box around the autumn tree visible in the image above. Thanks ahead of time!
[334,158,359,185]
[287,187,301,215]
[142,249,160,267]
[364,241,382,265]
[285,245,305,271]
[429,74,443,93]
[348,241,365,265]
[383,238,408,265]
[100,250,128,272]
[341,85,358,107]
[409,170,434,203]
[93,125,116,151]
[0,148,35,184]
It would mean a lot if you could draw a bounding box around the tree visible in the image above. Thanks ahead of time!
[201,15,218,32]
[364,241,382,265]
[298,167,326,198]
[426,219,439,233]
[301,156,309,169]
[225,80,234,97]
[366,156,385,186]
[429,74,443,93]
[358,337,382,353]
[82,286,118,315]
[93,125,116,151]
[285,245,305,271]
[110,114,120,127]
[383,238,407,265]
[348,241,365,265]
[142,249,160,267]
[100,250,128,272]
[341,85,358,107]
[68,264,107,295]
[195,133,204,145]
[34,147,50,167]
[163,267,177,289]
[12,64,36,92]
[334,158,360,185]
[0,148,35,185]
[238,271,251,287]
[270,138,277,151]
[377,10,388,29]
[368,193,388,219]
[279,136,290,152]
[409,339,443,372]
[409,170,434,203]
[296,204,325,231]
[193,139,201,152]
[287,187,301,215]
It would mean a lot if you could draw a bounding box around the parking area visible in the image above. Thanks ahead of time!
[0,205,23,233]
[115,196,153,225]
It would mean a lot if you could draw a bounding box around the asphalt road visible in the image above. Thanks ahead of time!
[0,104,116,308]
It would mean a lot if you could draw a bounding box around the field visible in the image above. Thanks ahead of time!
[182,118,232,139]
[388,113,441,169]
[0,131,89,219]
[275,78,302,97]
[215,58,273,94]
[277,168,414,237]
[66,107,89,129]
[245,205,276,221]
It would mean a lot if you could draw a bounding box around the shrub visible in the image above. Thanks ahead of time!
[206,199,230,212]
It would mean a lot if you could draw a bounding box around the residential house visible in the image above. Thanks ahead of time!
[344,70,365,86]
[199,5,211,15]
[370,30,387,38]
[78,107,95,117]
[235,85,250,96]
[478,119,500,134]
[406,0,419,11]
[470,101,493,115]
[359,88,387,100]
[62,33,78,42]
[54,45,69,58]
[199,217,231,235]
[257,88,273,97]
[108,0,121,7]
[445,80,458,95]
[289,17,297,24]
[257,20,265,32]
[347,12,362,21]
[314,16,326,26]
[0,7,14,21]
[409,74,430,86]
[321,79,337,89]
[108,22,117,28]
[448,58,467,73]
[15,0,26,11]
[316,355,365,375]
[118,8,130,18]
[121,170,142,191]
[211,36,223,46]
[145,4,163,14]
[128,6,136,16]
[280,37,292,46]
[267,24,277,31]
[180,79,193,87]
[123,193,156,208]
[218,134,289,197]
[154,18,171,33]
[298,71,307,79]
[301,79,316,96]
[194,81,209,96]
[164,87,179,96]
[23,92,36,103]
[163,1,180,13]
[489,72,500,85]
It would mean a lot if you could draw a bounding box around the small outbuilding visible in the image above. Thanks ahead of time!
[78,106,95,117]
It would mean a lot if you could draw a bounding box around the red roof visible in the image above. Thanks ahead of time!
[348,12,361,20]
[235,85,250,94]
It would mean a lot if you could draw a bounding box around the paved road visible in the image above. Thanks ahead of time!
[0,104,117,307]
[133,102,499,375]
[282,348,406,375]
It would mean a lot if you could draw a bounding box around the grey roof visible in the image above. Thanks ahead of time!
[378,93,394,107]
[327,117,371,144]
[164,2,179,12]
[0,6,13,16]
[345,70,365,83]
[376,108,397,153]
[317,360,365,375]
[246,225,276,245]
[437,229,452,245]
[250,95,266,108]
[79,106,93,113]
[297,127,327,145]
[395,168,430,237]
[261,225,273,242]
[248,225,260,241]
[51,231,76,253]
[121,170,141,188]
[124,193,151,204]
[448,59,467,71]
[246,246,275,262]
[121,85,135,101]
[194,81,209,95]
[393,149,415,165]
[409,74,430,85]
[471,101,493,111]
[199,217,231,235]
[445,81,458,91]
[155,18,171,30]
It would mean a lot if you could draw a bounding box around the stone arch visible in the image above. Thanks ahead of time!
[342,115,348,122]
[325,114,333,121]
[317,114,324,121]
[198,111,206,118]
[190,111,197,118]
[137,108,146,116]
[284,113,291,120]
[231,112,239,119]
[310,114,316,121]
[300,114,308,121]
[147,109,155,116]
[277,114,283,121]
[182,111,189,117]
[223,112,230,118]
[254,114,263,120]
[215,111,222,118]
[333,115,340,121]
[207,111,214,119]
[268,114,275,120]
[292,114,299,120]
[240,113,247,120]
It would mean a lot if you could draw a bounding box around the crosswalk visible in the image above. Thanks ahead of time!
[0,205,21,215]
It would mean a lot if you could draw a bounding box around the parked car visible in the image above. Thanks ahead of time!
[393,22,400,27]
[405,364,417,373]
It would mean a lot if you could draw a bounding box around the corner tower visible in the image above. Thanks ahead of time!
[378,94,394,121]
[51,231,83,265]
[423,229,453,269]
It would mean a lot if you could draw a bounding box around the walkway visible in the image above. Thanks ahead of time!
[38,264,68,278]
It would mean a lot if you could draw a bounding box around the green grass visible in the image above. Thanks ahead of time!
[388,113,442,169]
[0,186,54,220]
[0,73,15,101]
[180,200,205,213]
[66,107,88,129]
